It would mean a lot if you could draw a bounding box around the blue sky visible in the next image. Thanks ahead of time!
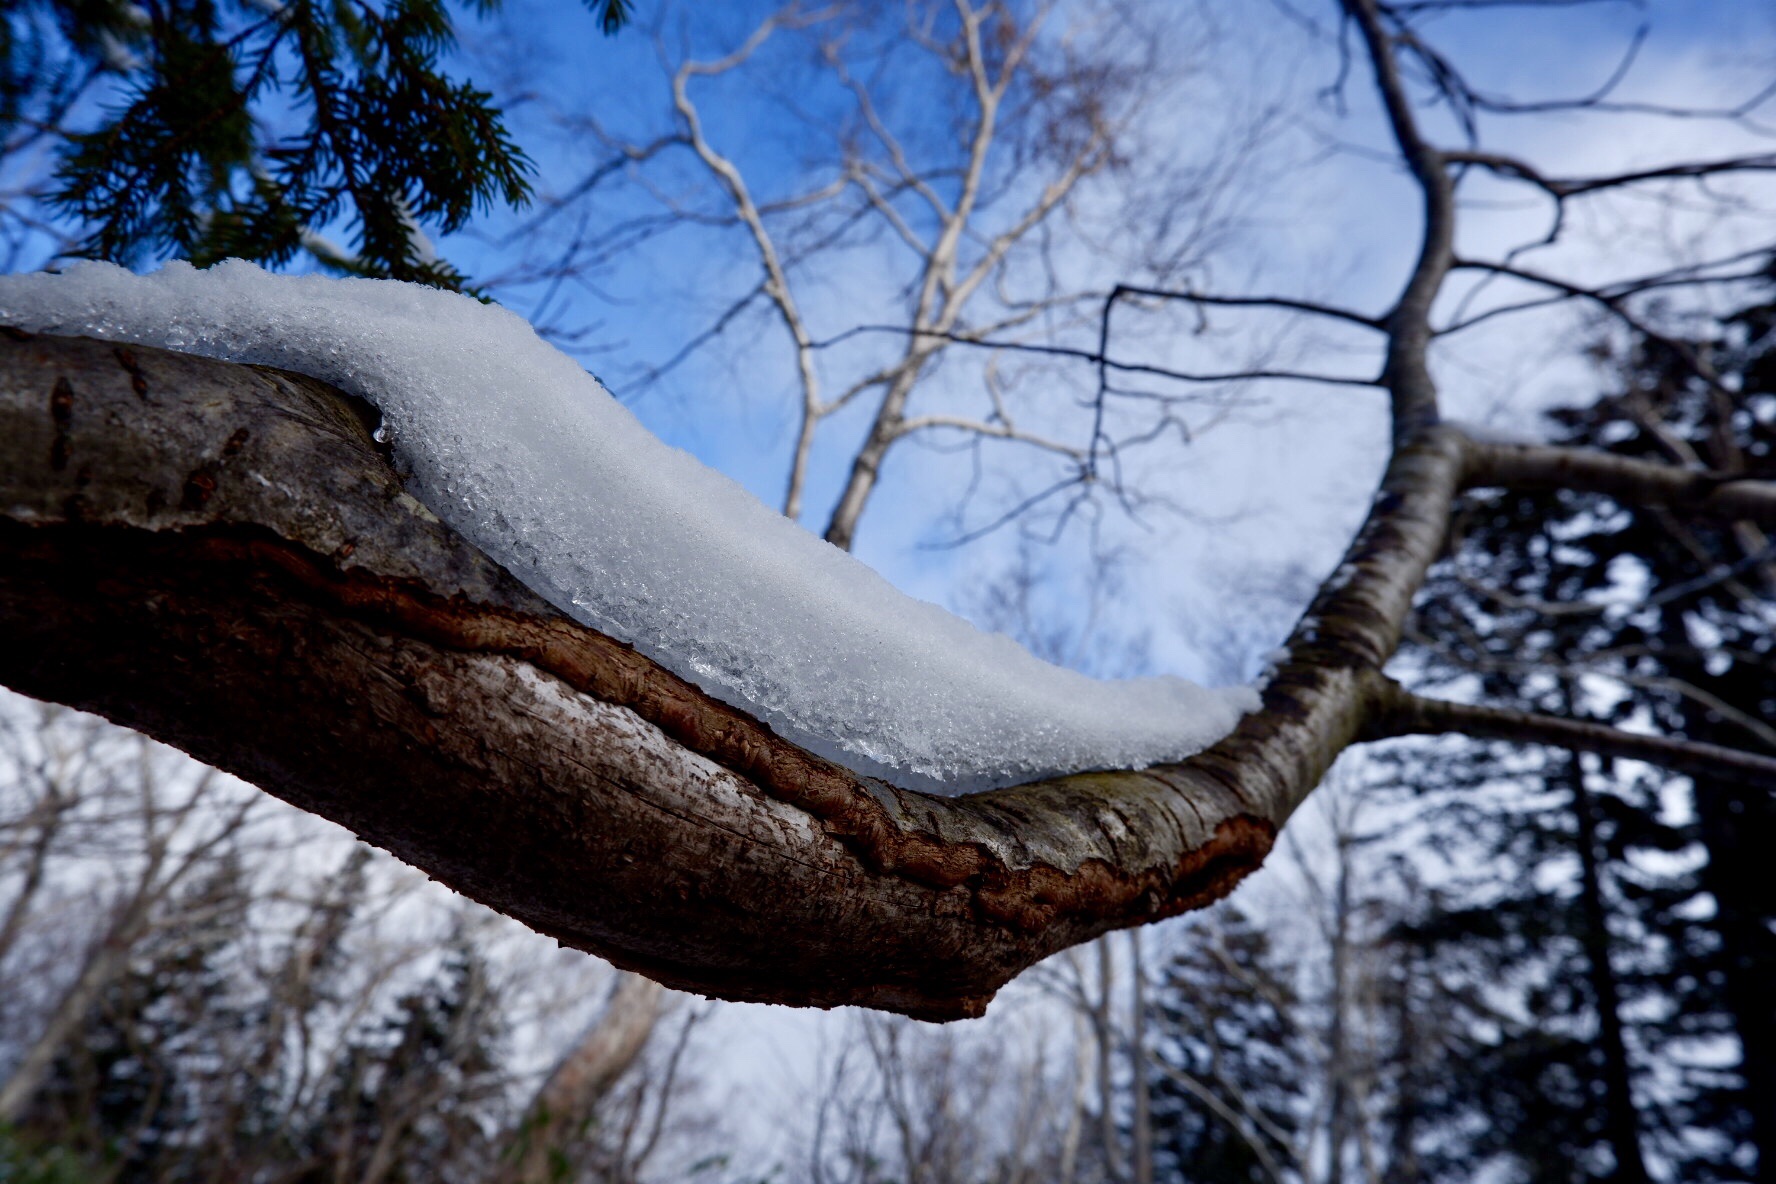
[2,2,1771,1161]
[421,0,1776,698]
[429,9,1776,1115]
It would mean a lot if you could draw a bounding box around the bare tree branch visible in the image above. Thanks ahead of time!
[1112,284,1386,332]
[1448,256,1736,391]
[1345,0,1458,442]
[1363,676,1776,784]
[1464,438,1776,529]
[808,323,1383,389]
[1445,147,1776,197]
[668,10,832,521]
[0,334,1295,1020]
[894,413,1086,459]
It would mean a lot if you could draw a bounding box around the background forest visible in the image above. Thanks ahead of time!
[1,0,1772,1181]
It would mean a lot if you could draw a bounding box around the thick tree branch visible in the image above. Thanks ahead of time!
[0,277,1498,1020]
[0,334,1329,1020]
[0,250,1598,1028]
[5,7,1759,1027]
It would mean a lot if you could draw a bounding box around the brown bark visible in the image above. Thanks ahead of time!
[2,329,1769,1018]
[0,332,1295,1019]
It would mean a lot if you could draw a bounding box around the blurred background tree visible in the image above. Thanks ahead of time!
[2,2,1774,1182]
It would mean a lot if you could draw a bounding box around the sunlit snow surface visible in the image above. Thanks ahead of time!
[0,261,1259,792]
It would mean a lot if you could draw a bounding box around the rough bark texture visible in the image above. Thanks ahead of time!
[0,333,1305,1019]
[5,330,1763,1017]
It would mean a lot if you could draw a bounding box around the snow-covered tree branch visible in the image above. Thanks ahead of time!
[0,325,1278,1020]
[3,0,1775,1029]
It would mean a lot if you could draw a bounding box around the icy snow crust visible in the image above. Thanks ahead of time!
[0,261,1259,793]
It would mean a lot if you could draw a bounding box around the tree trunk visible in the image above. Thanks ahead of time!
[1129,932,1154,1184]
[1380,948,1421,1184]
[1562,750,1651,1184]
[497,971,664,1184]
[0,884,157,1123]
[1692,767,1776,1183]
[1095,940,1125,1183]
[822,362,924,552]
[1326,843,1353,1184]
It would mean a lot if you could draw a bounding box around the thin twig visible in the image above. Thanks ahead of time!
[807,323,1382,389]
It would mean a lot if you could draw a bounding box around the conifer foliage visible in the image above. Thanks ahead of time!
[1146,906,1306,1184]
[0,0,634,288]
[1388,265,1776,1183]
[7,846,511,1181]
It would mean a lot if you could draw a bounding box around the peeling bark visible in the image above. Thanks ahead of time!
[3,329,1770,1017]
[0,333,1297,1019]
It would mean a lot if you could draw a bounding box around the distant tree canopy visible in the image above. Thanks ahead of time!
[1383,268,1776,1183]
[0,0,634,288]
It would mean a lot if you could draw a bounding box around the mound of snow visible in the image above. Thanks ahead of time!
[0,261,1257,792]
